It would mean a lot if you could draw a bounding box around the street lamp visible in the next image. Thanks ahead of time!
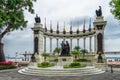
[15,52,18,62]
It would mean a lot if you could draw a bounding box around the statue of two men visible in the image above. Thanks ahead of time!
[60,41,70,56]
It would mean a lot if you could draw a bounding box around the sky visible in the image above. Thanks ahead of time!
[3,0,120,58]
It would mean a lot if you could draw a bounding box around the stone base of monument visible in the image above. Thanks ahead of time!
[18,66,105,76]
[93,54,108,71]
[95,16,104,22]
[57,56,73,66]
[28,54,44,68]
[28,62,38,68]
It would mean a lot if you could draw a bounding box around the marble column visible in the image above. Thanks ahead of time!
[70,38,72,50]
[89,36,92,53]
[94,35,96,53]
[84,37,86,50]
[50,38,52,53]
[77,38,79,47]
[44,36,46,52]
[56,38,59,48]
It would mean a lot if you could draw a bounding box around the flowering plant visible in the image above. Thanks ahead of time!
[0,61,13,65]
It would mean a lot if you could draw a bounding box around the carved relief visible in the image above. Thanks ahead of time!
[97,33,103,54]
[34,37,38,54]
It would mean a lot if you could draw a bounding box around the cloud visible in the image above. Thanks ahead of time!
[104,15,120,40]
[3,28,33,57]
[105,38,120,51]
[3,0,120,58]
[67,16,90,27]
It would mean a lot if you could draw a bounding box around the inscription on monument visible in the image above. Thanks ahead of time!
[62,58,66,61]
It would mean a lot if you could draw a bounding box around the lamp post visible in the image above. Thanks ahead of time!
[15,52,18,62]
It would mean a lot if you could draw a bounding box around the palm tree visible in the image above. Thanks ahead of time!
[70,50,80,60]
[53,47,60,55]
[42,52,50,62]
[74,46,80,51]
[80,49,88,59]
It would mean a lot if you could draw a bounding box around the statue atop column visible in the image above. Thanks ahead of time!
[60,40,70,56]
[96,6,102,17]
[35,14,41,23]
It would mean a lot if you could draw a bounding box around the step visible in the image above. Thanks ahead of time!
[18,66,105,76]
[19,70,105,76]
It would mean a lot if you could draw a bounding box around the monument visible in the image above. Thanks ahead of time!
[93,6,107,70]
[60,40,70,56]
[30,6,107,70]
[58,40,73,66]
[18,6,109,76]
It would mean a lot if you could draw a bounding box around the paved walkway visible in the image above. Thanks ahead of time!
[0,68,120,80]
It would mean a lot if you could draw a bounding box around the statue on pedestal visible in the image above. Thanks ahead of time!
[97,53,103,63]
[96,6,102,17]
[60,40,70,56]
[31,54,36,62]
[35,14,41,23]
[60,41,66,56]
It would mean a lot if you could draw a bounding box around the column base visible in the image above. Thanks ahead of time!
[93,54,108,71]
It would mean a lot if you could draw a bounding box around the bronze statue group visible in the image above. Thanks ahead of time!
[60,41,70,56]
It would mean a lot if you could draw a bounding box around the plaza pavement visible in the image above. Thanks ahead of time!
[0,68,120,80]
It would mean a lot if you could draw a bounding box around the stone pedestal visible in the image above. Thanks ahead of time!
[28,62,37,67]
[57,56,73,66]
[93,54,107,71]
[35,55,44,63]
[30,53,44,64]
[95,16,104,22]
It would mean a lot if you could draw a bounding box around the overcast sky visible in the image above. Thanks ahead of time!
[3,0,120,57]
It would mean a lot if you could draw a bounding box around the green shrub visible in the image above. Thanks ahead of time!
[53,58,58,62]
[74,59,91,62]
[41,62,49,66]
[64,62,86,68]
[50,58,58,62]
[0,65,16,70]
[38,62,54,68]
[70,62,81,67]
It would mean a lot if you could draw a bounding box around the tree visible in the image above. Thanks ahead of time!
[80,49,88,59]
[0,0,36,61]
[42,52,50,62]
[110,0,120,20]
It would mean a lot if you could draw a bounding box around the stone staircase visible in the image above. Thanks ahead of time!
[18,66,105,76]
